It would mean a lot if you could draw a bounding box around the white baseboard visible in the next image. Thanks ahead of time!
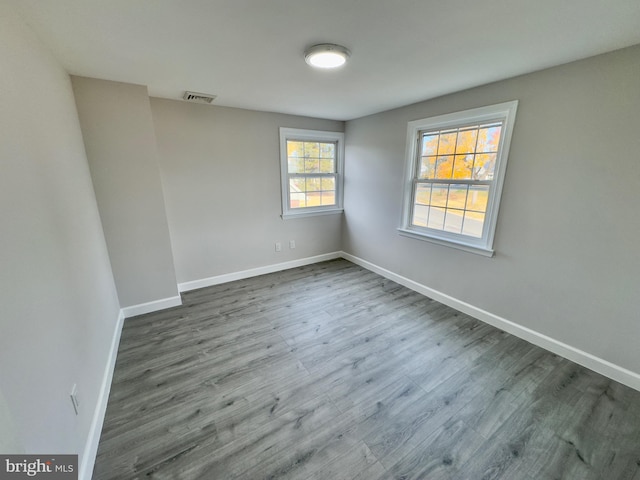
[79,309,125,480]
[178,252,342,292]
[121,295,182,318]
[340,252,640,392]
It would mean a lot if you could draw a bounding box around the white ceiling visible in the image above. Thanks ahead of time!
[9,0,640,121]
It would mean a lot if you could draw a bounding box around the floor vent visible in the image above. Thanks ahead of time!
[182,91,216,104]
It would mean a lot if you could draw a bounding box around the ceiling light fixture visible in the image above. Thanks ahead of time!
[304,44,350,69]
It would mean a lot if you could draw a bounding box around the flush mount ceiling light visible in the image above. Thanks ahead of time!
[304,44,350,69]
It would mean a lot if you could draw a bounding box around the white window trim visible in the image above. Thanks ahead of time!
[279,127,345,219]
[399,101,518,257]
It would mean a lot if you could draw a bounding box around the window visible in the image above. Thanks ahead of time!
[399,101,518,256]
[279,128,344,218]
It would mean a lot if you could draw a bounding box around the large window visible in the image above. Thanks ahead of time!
[399,101,518,256]
[279,128,344,218]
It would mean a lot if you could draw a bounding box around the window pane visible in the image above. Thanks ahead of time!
[321,177,335,191]
[414,183,431,206]
[289,178,305,192]
[321,192,336,206]
[455,128,478,154]
[437,131,457,155]
[304,158,320,173]
[290,192,306,209]
[319,158,335,173]
[427,207,446,229]
[287,141,337,209]
[462,211,485,238]
[422,134,439,156]
[287,141,304,157]
[467,185,489,212]
[444,209,464,234]
[473,154,496,180]
[412,204,429,227]
[452,154,473,179]
[435,155,454,179]
[319,143,335,158]
[288,157,304,173]
[447,185,468,210]
[431,185,448,207]
[419,156,437,179]
[306,178,321,192]
[477,125,502,152]
[306,192,322,206]
[304,142,320,158]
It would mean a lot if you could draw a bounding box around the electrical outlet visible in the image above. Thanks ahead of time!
[275,242,282,252]
[289,240,296,249]
[70,384,79,415]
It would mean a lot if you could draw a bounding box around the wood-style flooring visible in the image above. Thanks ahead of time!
[93,259,640,479]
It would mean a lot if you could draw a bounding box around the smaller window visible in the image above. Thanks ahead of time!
[399,101,518,256]
[279,128,344,219]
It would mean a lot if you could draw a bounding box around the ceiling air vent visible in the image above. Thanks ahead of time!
[182,91,216,104]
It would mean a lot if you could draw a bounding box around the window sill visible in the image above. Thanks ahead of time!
[282,208,344,220]
[397,228,495,257]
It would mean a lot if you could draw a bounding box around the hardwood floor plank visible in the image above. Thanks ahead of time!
[151,395,341,479]
[347,460,388,480]
[235,412,373,480]
[301,441,379,480]
[384,418,485,480]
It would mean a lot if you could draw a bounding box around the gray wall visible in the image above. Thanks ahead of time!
[150,99,344,284]
[72,77,179,308]
[343,45,640,373]
[0,3,120,458]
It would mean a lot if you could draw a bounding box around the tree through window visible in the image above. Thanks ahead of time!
[279,128,344,219]
[400,102,518,256]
